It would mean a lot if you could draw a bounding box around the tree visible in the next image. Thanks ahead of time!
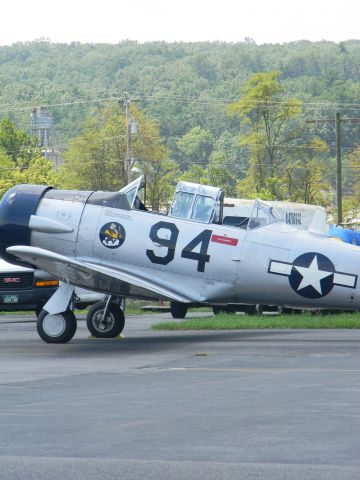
[176,127,214,170]
[139,156,179,211]
[209,131,248,179]
[179,164,211,186]
[0,119,60,197]
[205,153,237,196]
[62,105,127,191]
[228,71,302,199]
[62,103,173,208]
[0,148,16,195]
[281,138,330,204]
[0,149,59,197]
[179,153,237,197]
[0,117,42,167]
[342,145,360,220]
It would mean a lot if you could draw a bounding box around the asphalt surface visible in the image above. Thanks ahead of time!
[0,312,359,479]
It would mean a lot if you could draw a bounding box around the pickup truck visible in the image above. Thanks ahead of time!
[0,259,103,315]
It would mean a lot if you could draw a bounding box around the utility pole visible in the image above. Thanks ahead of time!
[122,92,138,184]
[119,92,138,184]
[124,92,132,184]
[335,112,342,224]
[307,113,360,225]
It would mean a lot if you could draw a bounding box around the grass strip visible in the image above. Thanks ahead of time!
[152,313,360,330]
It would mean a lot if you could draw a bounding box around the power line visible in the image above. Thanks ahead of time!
[2,134,360,158]
[4,152,360,175]
[1,91,360,113]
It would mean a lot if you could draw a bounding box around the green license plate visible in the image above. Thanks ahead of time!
[3,295,18,304]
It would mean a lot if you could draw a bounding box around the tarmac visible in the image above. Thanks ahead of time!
[0,312,359,480]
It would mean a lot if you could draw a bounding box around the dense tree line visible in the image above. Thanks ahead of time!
[1,40,360,214]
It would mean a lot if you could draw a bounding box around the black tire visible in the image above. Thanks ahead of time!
[170,302,188,319]
[86,302,125,338]
[37,310,77,344]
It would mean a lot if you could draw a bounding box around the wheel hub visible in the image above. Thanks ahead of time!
[94,311,114,332]
[42,314,66,337]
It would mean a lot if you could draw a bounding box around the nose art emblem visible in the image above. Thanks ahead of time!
[99,222,126,249]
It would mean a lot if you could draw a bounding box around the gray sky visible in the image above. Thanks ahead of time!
[2,0,359,45]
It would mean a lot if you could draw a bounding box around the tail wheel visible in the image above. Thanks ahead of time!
[170,302,188,319]
[37,310,77,344]
[86,302,125,338]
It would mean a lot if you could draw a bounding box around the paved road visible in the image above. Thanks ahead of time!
[0,312,359,479]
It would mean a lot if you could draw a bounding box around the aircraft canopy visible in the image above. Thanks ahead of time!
[247,200,282,230]
[169,181,224,224]
[119,176,281,230]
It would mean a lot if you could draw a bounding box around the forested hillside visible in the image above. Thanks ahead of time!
[1,40,360,210]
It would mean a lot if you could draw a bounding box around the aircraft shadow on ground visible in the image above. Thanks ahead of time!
[59,329,307,355]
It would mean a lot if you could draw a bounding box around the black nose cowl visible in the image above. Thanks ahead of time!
[0,184,51,265]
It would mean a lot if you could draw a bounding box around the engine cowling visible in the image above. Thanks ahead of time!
[0,184,51,266]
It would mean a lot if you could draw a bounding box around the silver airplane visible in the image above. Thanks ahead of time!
[0,175,358,343]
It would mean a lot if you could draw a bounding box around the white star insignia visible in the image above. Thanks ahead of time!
[294,255,333,294]
[268,255,357,298]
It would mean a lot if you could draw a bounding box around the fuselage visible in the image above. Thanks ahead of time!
[0,185,360,310]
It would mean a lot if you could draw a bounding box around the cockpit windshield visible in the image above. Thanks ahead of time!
[248,199,282,230]
[119,175,147,210]
[125,186,138,207]
[192,195,215,223]
[171,191,195,219]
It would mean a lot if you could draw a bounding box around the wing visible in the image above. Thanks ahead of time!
[6,246,193,303]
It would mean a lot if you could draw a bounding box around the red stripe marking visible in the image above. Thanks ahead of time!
[211,234,238,246]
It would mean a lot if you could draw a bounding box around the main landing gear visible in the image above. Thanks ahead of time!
[36,294,125,343]
[37,309,77,344]
[86,297,125,338]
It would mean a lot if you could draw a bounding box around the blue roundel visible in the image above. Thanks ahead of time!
[99,222,126,249]
[289,252,335,299]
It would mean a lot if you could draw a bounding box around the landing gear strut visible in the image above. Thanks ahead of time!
[86,296,125,338]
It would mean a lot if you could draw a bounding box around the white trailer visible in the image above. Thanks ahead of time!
[223,198,327,233]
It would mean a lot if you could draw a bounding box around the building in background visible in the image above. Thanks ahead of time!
[31,107,63,167]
